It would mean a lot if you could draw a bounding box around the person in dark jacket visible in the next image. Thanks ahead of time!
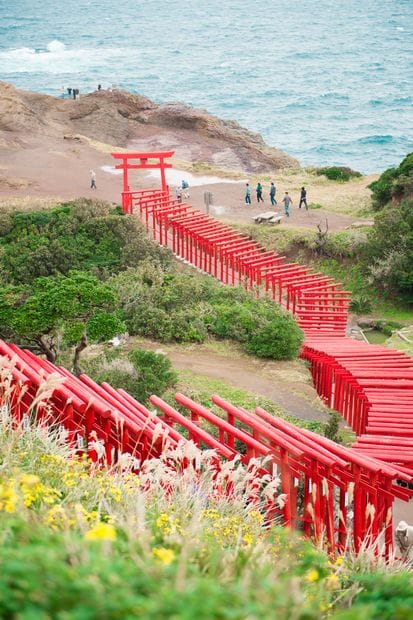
[256,182,264,203]
[299,186,308,210]
[269,182,277,206]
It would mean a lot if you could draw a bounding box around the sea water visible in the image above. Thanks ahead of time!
[0,0,412,173]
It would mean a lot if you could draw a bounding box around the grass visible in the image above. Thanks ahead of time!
[171,158,246,179]
[1,390,412,619]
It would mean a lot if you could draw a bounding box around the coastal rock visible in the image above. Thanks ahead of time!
[0,81,298,174]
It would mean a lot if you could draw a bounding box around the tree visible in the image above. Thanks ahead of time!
[0,271,125,374]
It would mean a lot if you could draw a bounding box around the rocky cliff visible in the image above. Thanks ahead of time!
[0,82,298,174]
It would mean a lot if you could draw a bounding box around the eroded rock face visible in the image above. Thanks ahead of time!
[0,81,298,173]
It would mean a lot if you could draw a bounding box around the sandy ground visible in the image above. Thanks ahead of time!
[0,134,377,232]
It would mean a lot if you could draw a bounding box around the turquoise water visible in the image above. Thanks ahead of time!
[1,0,412,172]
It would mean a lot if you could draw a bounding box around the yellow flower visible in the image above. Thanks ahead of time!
[156,513,170,528]
[0,482,19,513]
[325,574,340,590]
[153,547,175,566]
[305,570,320,583]
[84,522,117,542]
[243,533,253,546]
[45,505,67,530]
[110,487,122,502]
[20,474,40,487]
[334,556,344,566]
[247,510,264,524]
[202,509,220,521]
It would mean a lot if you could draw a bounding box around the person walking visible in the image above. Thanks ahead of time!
[90,169,97,190]
[256,182,264,203]
[245,183,251,205]
[282,191,292,217]
[269,182,277,206]
[299,186,308,210]
[175,185,182,204]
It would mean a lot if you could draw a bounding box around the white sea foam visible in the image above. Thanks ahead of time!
[0,40,125,74]
[146,169,243,187]
[100,165,123,176]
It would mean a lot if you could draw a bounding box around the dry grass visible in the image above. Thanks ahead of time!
[0,195,59,212]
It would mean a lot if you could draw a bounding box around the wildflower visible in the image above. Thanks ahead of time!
[202,509,220,521]
[156,513,171,533]
[325,574,340,589]
[243,533,253,546]
[0,482,18,513]
[305,569,320,583]
[19,474,60,507]
[20,473,40,487]
[247,510,264,524]
[45,505,67,530]
[334,556,344,566]
[85,522,117,542]
[153,547,175,566]
[110,487,122,503]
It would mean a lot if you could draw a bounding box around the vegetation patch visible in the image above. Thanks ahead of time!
[316,166,362,182]
[109,266,304,360]
[369,152,413,210]
[0,417,411,619]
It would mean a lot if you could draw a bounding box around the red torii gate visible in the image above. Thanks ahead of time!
[111,150,175,214]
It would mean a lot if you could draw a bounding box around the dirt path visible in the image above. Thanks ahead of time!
[131,339,330,424]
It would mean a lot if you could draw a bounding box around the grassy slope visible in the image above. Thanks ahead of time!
[0,419,412,619]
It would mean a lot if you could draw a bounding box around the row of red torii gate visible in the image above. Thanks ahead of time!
[1,150,413,559]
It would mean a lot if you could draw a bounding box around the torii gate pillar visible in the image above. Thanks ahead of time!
[111,150,174,214]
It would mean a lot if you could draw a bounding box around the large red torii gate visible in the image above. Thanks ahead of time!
[111,150,175,214]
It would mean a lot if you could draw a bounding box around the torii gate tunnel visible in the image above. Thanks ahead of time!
[1,150,410,557]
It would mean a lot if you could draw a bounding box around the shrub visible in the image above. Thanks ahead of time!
[324,411,342,444]
[365,198,413,300]
[317,166,362,182]
[369,152,413,210]
[87,349,177,404]
[0,199,172,284]
[120,272,304,360]
[349,295,372,314]
[127,348,177,402]
[246,316,303,359]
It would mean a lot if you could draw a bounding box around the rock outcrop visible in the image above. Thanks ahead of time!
[0,82,298,173]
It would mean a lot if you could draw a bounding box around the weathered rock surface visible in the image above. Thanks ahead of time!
[0,82,298,173]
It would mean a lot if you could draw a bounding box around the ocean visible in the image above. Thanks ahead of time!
[0,0,412,173]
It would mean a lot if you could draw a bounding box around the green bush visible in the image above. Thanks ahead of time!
[369,152,413,211]
[87,348,177,404]
[324,411,342,444]
[119,272,304,360]
[0,199,172,284]
[349,295,373,314]
[317,166,362,182]
[127,348,178,402]
[246,316,303,359]
[365,198,413,300]
[338,572,413,620]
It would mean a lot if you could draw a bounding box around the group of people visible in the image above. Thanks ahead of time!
[245,182,308,217]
